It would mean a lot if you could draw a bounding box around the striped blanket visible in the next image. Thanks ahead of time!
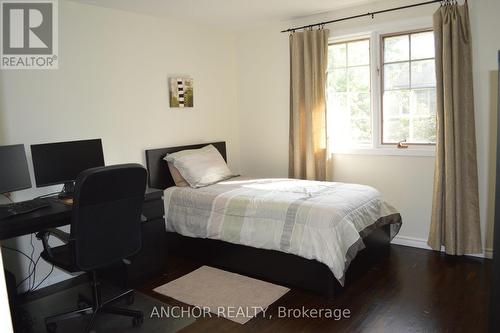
[164,177,402,285]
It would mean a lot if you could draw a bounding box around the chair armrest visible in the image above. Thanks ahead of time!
[35,228,71,258]
[37,228,70,243]
[47,228,70,243]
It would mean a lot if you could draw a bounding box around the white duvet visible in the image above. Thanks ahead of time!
[164,177,401,284]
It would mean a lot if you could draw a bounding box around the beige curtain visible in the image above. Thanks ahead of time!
[428,1,482,255]
[289,29,329,181]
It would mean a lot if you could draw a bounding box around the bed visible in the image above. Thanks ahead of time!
[145,141,402,296]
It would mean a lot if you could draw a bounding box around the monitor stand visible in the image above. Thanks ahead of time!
[58,182,75,199]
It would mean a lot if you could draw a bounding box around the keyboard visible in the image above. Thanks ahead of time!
[0,198,51,220]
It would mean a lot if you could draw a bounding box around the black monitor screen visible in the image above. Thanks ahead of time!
[31,139,105,187]
[0,144,32,193]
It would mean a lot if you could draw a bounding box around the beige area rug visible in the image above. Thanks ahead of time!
[153,266,290,324]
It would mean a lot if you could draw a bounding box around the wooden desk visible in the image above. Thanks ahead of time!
[0,188,163,241]
[0,200,71,241]
[1,188,167,286]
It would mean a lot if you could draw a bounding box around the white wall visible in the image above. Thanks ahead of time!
[236,0,499,255]
[0,0,241,290]
[469,0,499,257]
[237,27,289,177]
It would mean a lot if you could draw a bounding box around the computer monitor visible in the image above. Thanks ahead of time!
[0,144,32,194]
[31,139,105,198]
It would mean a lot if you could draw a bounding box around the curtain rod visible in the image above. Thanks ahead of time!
[280,0,444,33]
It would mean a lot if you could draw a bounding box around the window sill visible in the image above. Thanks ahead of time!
[331,148,435,157]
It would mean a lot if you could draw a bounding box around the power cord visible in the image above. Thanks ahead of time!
[1,194,57,291]
[1,245,35,265]
[28,236,55,291]
[1,234,53,292]
[16,253,40,291]
[1,193,13,203]
[28,234,35,289]
[32,263,54,291]
[1,245,37,290]
[29,253,42,291]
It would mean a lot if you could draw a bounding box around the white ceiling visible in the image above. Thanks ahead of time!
[71,0,376,30]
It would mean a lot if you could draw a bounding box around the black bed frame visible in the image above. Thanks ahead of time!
[145,141,391,297]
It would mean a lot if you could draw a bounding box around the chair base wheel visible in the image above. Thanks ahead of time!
[77,293,91,309]
[77,300,88,309]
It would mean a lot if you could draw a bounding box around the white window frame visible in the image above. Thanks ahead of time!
[327,24,436,157]
[380,28,436,146]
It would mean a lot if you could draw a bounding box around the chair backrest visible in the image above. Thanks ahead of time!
[70,164,147,271]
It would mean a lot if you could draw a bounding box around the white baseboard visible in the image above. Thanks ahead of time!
[391,235,493,259]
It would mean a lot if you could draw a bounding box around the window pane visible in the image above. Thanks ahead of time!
[327,39,371,150]
[384,62,410,90]
[328,93,350,149]
[411,31,434,60]
[408,89,437,144]
[350,92,371,119]
[328,93,371,149]
[410,116,436,143]
[329,68,347,92]
[383,117,409,143]
[382,31,436,145]
[348,40,370,66]
[329,92,347,114]
[412,89,436,116]
[348,66,370,92]
[330,44,346,69]
[411,60,436,88]
[384,90,410,117]
[351,118,372,144]
[384,35,409,62]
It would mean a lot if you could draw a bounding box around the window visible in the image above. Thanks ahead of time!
[327,28,436,154]
[327,39,371,151]
[382,30,436,144]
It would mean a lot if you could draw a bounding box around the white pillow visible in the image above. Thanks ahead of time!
[164,144,236,188]
[167,162,189,187]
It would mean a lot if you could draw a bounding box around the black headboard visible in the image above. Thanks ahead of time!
[145,141,227,189]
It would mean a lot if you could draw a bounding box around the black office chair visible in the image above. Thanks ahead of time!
[36,164,147,333]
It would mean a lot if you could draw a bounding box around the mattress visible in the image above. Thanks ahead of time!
[163,177,402,285]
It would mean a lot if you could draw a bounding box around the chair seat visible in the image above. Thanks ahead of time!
[41,244,78,273]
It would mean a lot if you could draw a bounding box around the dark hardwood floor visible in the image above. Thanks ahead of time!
[138,245,492,333]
